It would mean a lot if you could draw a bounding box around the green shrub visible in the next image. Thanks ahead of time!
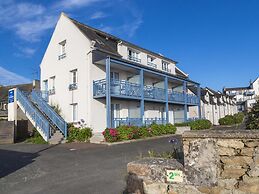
[219,115,235,125]
[102,124,177,143]
[174,122,189,127]
[68,126,92,142]
[26,128,48,144]
[219,113,244,126]
[234,112,245,124]
[189,119,212,130]
[246,100,259,129]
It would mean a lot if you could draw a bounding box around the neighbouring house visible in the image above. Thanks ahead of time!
[189,87,238,125]
[223,77,259,111]
[39,12,201,137]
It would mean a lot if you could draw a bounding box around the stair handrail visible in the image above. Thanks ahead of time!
[31,90,67,138]
[16,89,50,140]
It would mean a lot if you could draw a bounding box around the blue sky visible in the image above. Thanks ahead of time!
[0,0,258,90]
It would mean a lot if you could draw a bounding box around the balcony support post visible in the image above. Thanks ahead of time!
[140,69,144,125]
[164,76,169,124]
[197,84,201,119]
[183,81,188,122]
[106,57,111,128]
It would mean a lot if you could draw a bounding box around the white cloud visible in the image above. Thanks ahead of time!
[54,0,103,9]
[90,11,107,19]
[0,66,30,86]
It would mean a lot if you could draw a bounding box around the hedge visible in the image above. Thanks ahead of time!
[175,119,212,130]
[246,100,259,129]
[219,112,244,126]
[102,124,177,143]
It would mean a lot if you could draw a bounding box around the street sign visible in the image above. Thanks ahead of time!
[166,169,183,183]
[8,90,14,103]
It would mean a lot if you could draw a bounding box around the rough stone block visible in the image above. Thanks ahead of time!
[218,147,236,156]
[221,168,246,179]
[244,141,259,148]
[240,147,254,157]
[247,166,259,177]
[242,175,259,184]
[218,178,238,190]
[220,156,253,167]
[238,182,259,193]
[217,140,244,149]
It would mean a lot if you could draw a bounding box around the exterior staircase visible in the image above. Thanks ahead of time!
[16,89,67,144]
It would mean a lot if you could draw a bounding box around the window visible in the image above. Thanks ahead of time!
[43,80,48,91]
[71,103,78,122]
[58,40,66,60]
[147,56,157,68]
[69,69,78,90]
[110,72,119,81]
[128,49,141,63]
[49,76,55,95]
[162,61,170,72]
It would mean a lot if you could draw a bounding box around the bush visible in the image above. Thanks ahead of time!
[26,128,48,144]
[189,119,212,130]
[219,115,235,125]
[67,126,92,142]
[219,113,244,125]
[102,124,177,143]
[246,100,259,129]
[234,112,245,124]
[174,122,189,127]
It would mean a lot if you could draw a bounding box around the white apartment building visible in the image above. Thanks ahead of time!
[40,12,201,135]
[223,77,259,111]
[189,87,238,125]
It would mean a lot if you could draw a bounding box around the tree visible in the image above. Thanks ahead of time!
[246,100,259,129]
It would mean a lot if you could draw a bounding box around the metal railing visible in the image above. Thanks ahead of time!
[128,55,141,63]
[31,90,67,138]
[168,91,185,103]
[144,85,166,101]
[16,89,50,140]
[112,118,142,128]
[58,53,66,60]
[147,62,157,68]
[144,118,166,126]
[93,79,199,105]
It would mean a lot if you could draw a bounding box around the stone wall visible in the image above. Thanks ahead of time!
[0,121,14,144]
[126,130,259,194]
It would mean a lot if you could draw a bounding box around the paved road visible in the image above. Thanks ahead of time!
[0,136,180,194]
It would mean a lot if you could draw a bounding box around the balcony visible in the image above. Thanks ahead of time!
[128,55,141,63]
[93,79,199,105]
[112,117,166,128]
[58,53,66,60]
[49,88,55,95]
[147,61,157,68]
[69,83,78,91]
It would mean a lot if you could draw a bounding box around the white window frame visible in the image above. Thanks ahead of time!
[128,48,141,63]
[71,103,78,122]
[58,40,66,60]
[162,60,170,72]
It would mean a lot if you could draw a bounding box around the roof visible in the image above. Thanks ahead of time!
[223,86,251,91]
[65,13,184,74]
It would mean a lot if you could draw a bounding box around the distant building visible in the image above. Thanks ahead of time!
[223,77,259,111]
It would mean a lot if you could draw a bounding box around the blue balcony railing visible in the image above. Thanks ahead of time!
[112,117,167,128]
[93,79,199,105]
[144,118,166,126]
[112,118,142,128]
[168,91,185,103]
[144,85,166,101]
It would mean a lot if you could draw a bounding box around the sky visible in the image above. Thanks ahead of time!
[0,0,258,90]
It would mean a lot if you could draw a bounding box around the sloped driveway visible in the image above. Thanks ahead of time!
[0,135,180,194]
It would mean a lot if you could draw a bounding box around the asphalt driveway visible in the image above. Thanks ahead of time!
[0,135,180,194]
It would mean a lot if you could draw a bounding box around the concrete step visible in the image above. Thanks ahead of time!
[49,131,65,145]
[90,132,105,144]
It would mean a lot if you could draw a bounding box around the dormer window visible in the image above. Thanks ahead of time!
[147,56,157,68]
[58,40,66,60]
[162,60,170,72]
[128,48,141,63]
